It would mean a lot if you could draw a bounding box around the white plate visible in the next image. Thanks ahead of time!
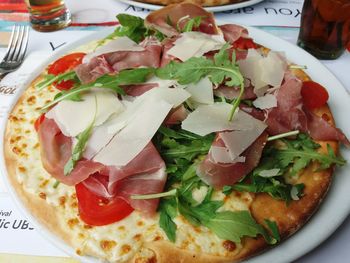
[1,24,350,263]
[118,0,265,12]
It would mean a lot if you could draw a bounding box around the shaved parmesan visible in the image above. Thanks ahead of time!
[46,89,124,137]
[143,86,191,108]
[186,77,214,105]
[260,52,287,87]
[238,50,287,95]
[210,146,246,164]
[219,117,267,160]
[192,186,208,204]
[167,32,225,61]
[145,76,180,89]
[181,103,258,136]
[253,93,277,109]
[258,168,280,178]
[84,85,189,160]
[93,96,172,166]
[83,37,145,63]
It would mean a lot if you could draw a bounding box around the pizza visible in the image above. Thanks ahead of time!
[3,3,349,263]
[133,0,246,7]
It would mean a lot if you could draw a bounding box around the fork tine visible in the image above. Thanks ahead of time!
[18,26,29,62]
[8,25,23,62]
[3,25,17,61]
[13,26,26,61]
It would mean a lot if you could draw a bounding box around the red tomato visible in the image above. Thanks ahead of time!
[47,52,85,90]
[301,81,329,110]
[34,114,45,131]
[232,37,258,49]
[75,182,134,226]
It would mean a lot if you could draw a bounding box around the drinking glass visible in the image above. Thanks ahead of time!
[24,0,71,32]
[297,0,350,59]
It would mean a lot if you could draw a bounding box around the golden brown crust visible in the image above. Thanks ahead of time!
[4,99,77,249]
[134,0,246,7]
[3,43,339,263]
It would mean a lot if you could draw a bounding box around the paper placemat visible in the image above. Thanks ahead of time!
[0,23,349,261]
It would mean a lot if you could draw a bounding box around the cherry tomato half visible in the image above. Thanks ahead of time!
[75,182,134,226]
[47,52,85,91]
[34,114,45,131]
[301,81,329,110]
[232,37,258,50]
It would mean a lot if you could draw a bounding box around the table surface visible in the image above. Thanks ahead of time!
[0,0,349,263]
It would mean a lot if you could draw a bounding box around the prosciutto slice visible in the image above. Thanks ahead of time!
[197,132,268,188]
[266,74,308,135]
[145,3,218,37]
[39,114,167,214]
[75,37,162,84]
[38,117,105,185]
[307,110,350,146]
[219,24,249,44]
[214,81,256,100]
[82,143,167,215]
[266,72,349,146]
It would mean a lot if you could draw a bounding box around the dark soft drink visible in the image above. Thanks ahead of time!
[297,0,350,59]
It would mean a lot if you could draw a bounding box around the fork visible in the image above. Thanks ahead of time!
[0,25,29,81]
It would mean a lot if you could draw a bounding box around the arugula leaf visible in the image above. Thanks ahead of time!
[156,126,214,166]
[205,211,275,244]
[64,97,96,175]
[98,14,165,45]
[36,71,77,91]
[181,16,203,32]
[277,134,346,175]
[233,133,346,201]
[115,14,146,43]
[156,45,244,120]
[159,198,177,242]
[178,195,223,227]
[40,68,154,112]
[264,219,280,243]
[222,185,233,196]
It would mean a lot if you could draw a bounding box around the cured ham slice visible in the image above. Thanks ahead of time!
[266,74,308,135]
[104,36,162,72]
[307,110,350,146]
[38,117,105,185]
[75,56,114,84]
[197,132,268,188]
[214,82,256,100]
[38,117,72,181]
[164,105,189,125]
[75,37,162,84]
[121,83,158,96]
[145,3,218,37]
[219,24,249,44]
[266,73,350,146]
[82,143,167,215]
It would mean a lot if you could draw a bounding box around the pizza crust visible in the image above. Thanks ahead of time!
[3,44,339,263]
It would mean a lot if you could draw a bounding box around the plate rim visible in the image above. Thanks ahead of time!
[1,24,350,263]
[117,0,265,12]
